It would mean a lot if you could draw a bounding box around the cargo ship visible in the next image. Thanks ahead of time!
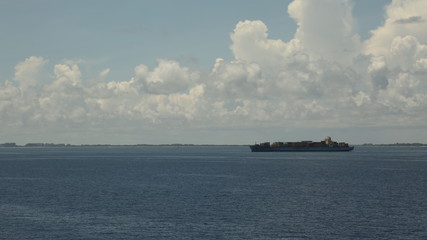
[250,137,354,152]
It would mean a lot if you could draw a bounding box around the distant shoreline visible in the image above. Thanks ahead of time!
[0,143,246,148]
[1,142,427,148]
[361,143,427,147]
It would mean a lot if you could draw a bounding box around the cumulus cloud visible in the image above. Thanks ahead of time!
[288,0,361,63]
[14,56,48,90]
[140,59,199,94]
[1,0,427,142]
[230,20,291,71]
[364,0,427,56]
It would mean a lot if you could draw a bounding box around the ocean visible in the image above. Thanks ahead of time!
[1,146,426,239]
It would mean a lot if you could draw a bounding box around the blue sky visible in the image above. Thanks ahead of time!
[1,0,387,79]
[2,1,293,77]
[2,0,427,145]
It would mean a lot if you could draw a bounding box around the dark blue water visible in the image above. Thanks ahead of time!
[1,146,427,239]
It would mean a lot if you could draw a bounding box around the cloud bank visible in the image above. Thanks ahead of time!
[1,0,427,143]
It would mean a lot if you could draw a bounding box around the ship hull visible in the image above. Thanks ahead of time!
[250,146,354,152]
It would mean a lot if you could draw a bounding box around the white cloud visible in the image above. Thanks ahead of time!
[37,64,87,122]
[14,56,48,90]
[230,20,292,71]
[288,0,361,63]
[0,81,20,101]
[387,35,427,71]
[99,68,110,78]
[1,0,427,143]
[141,59,199,94]
[364,0,427,56]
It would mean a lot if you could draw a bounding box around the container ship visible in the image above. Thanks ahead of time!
[250,137,354,152]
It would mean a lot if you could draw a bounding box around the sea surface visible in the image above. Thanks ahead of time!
[1,146,427,239]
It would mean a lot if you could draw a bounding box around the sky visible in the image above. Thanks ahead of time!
[1,0,427,145]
